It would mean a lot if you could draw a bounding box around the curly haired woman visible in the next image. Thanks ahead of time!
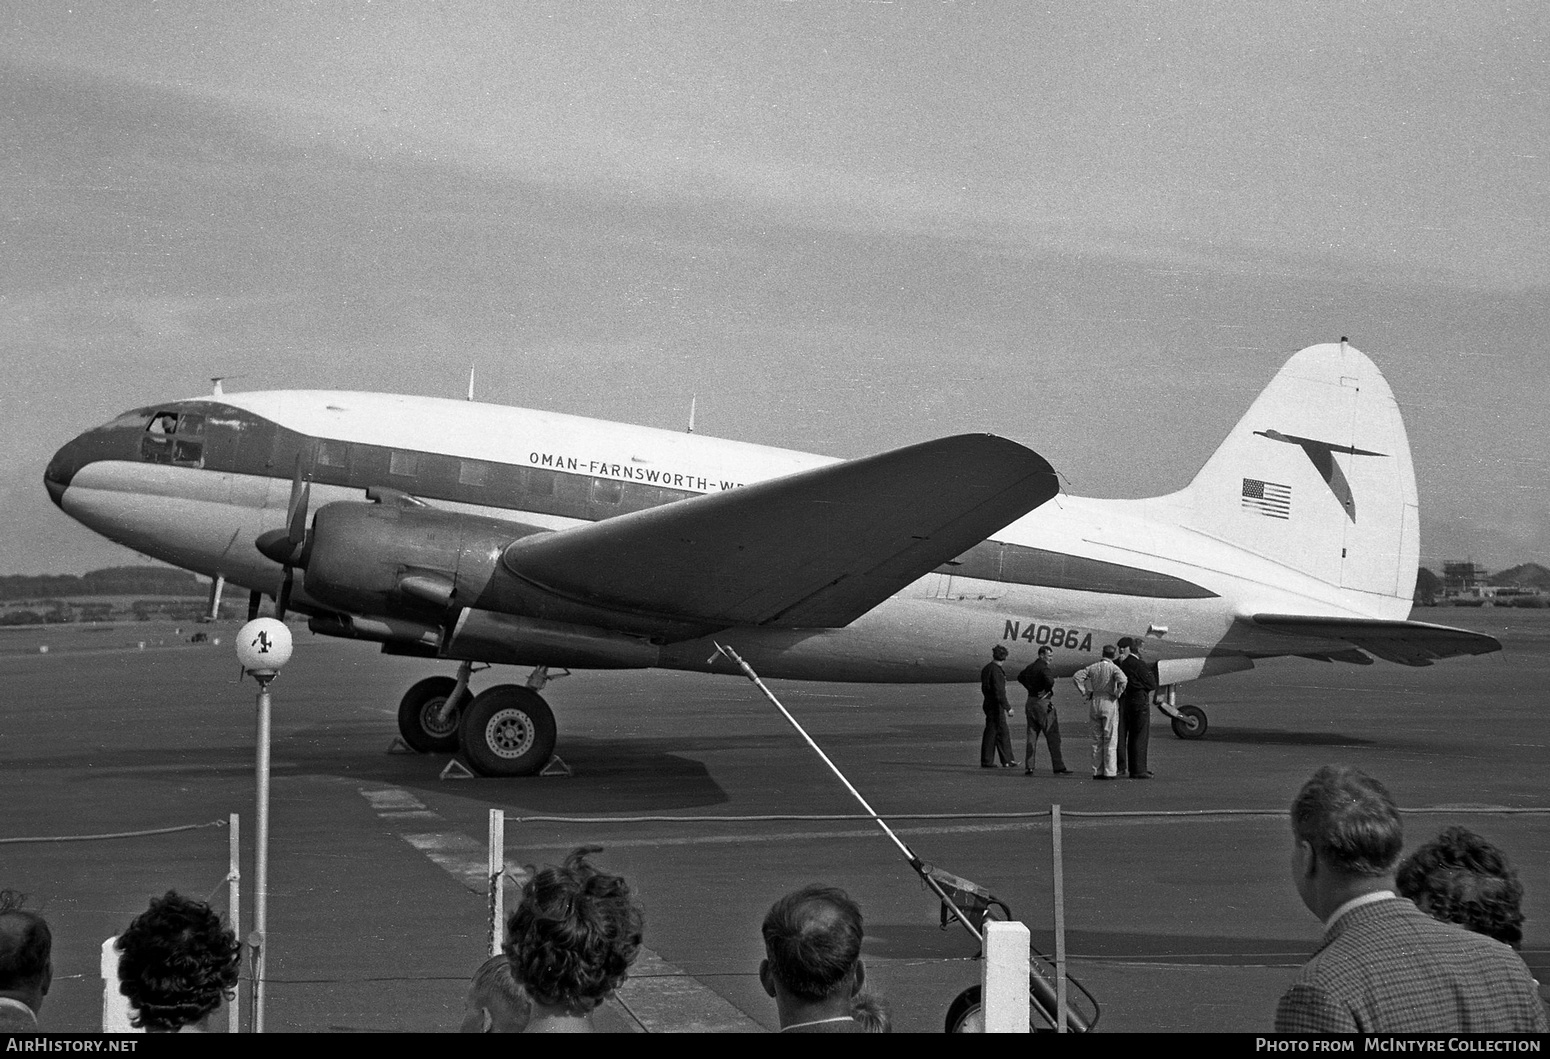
[1396,826,1526,949]
[505,846,644,1032]
[117,891,240,1032]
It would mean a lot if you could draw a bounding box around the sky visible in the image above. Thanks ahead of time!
[2,1,1546,576]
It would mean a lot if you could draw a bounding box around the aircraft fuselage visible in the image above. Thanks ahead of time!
[45,389,1405,684]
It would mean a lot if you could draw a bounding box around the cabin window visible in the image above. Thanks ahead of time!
[318,440,350,468]
[622,484,661,511]
[591,478,623,505]
[526,468,556,497]
[459,460,490,487]
[389,450,419,477]
[147,412,179,436]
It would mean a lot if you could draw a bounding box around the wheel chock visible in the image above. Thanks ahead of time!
[386,737,421,755]
[439,758,478,781]
[539,755,572,778]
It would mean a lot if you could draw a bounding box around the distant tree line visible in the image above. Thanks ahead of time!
[0,566,206,601]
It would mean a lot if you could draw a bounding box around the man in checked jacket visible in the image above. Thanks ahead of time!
[1274,765,1547,1033]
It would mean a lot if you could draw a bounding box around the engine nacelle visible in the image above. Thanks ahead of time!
[302,501,543,619]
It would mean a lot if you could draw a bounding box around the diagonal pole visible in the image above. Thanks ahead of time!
[714,643,984,943]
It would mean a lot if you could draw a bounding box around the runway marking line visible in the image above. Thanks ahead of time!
[359,784,762,1033]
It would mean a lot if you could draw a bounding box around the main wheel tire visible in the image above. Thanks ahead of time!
[397,676,463,753]
[458,685,557,777]
[1170,704,1208,740]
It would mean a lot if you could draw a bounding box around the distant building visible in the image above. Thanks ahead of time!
[1443,560,1490,600]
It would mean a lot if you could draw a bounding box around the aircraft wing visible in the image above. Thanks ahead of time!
[1249,614,1502,666]
[501,434,1057,628]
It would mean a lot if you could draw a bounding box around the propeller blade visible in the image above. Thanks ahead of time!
[276,569,294,621]
[247,590,262,621]
[285,454,311,545]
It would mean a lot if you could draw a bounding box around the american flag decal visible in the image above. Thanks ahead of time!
[1242,478,1291,519]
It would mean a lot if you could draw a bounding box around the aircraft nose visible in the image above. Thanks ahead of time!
[44,436,85,507]
[44,423,133,507]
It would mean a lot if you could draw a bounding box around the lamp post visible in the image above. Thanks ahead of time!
[235,617,292,1033]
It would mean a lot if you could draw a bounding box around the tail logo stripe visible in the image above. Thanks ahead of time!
[1242,478,1291,519]
[1253,429,1388,523]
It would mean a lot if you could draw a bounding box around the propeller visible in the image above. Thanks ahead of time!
[254,454,313,620]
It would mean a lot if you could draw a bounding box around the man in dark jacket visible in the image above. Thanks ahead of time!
[979,645,1018,768]
[1016,645,1070,775]
[1116,637,1158,779]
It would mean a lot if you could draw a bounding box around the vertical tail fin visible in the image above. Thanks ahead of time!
[1171,343,1418,613]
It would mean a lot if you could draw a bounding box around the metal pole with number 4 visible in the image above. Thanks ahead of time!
[236,617,292,1033]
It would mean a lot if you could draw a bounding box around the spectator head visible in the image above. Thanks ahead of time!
[117,891,240,1032]
[505,846,643,1018]
[1037,646,1052,660]
[459,953,532,1033]
[1288,766,1404,918]
[1396,827,1525,949]
[1116,636,1133,652]
[760,885,866,1024]
[0,890,52,1013]
[1100,644,1116,659]
[991,645,1008,661]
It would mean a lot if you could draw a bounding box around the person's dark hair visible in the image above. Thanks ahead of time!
[1100,644,1116,659]
[0,890,51,992]
[117,891,240,1031]
[991,645,1008,659]
[1290,765,1403,877]
[505,846,643,1014]
[1117,637,1133,649]
[1396,826,1525,948]
[1037,646,1052,657]
[761,885,864,1003]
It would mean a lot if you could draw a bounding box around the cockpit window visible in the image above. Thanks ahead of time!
[141,410,204,466]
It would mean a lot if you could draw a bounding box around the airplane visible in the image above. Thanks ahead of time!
[43,341,1500,776]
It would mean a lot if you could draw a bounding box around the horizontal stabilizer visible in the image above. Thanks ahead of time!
[503,434,1058,628]
[1251,614,1501,667]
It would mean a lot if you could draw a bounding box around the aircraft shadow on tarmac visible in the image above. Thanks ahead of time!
[1199,727,1377,747]
[321,732,735,813]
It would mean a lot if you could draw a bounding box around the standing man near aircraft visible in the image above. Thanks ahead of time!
[979,645,1019,769]
[1073,646,1126,780]
[1017,646,1070,775]
[1116,637,1159,779]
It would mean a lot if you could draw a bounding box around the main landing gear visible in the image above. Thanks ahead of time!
[1156,684,1209,740]
[394,662,561,776]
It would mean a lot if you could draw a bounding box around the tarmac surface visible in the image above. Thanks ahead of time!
[2,608,1547,1033]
